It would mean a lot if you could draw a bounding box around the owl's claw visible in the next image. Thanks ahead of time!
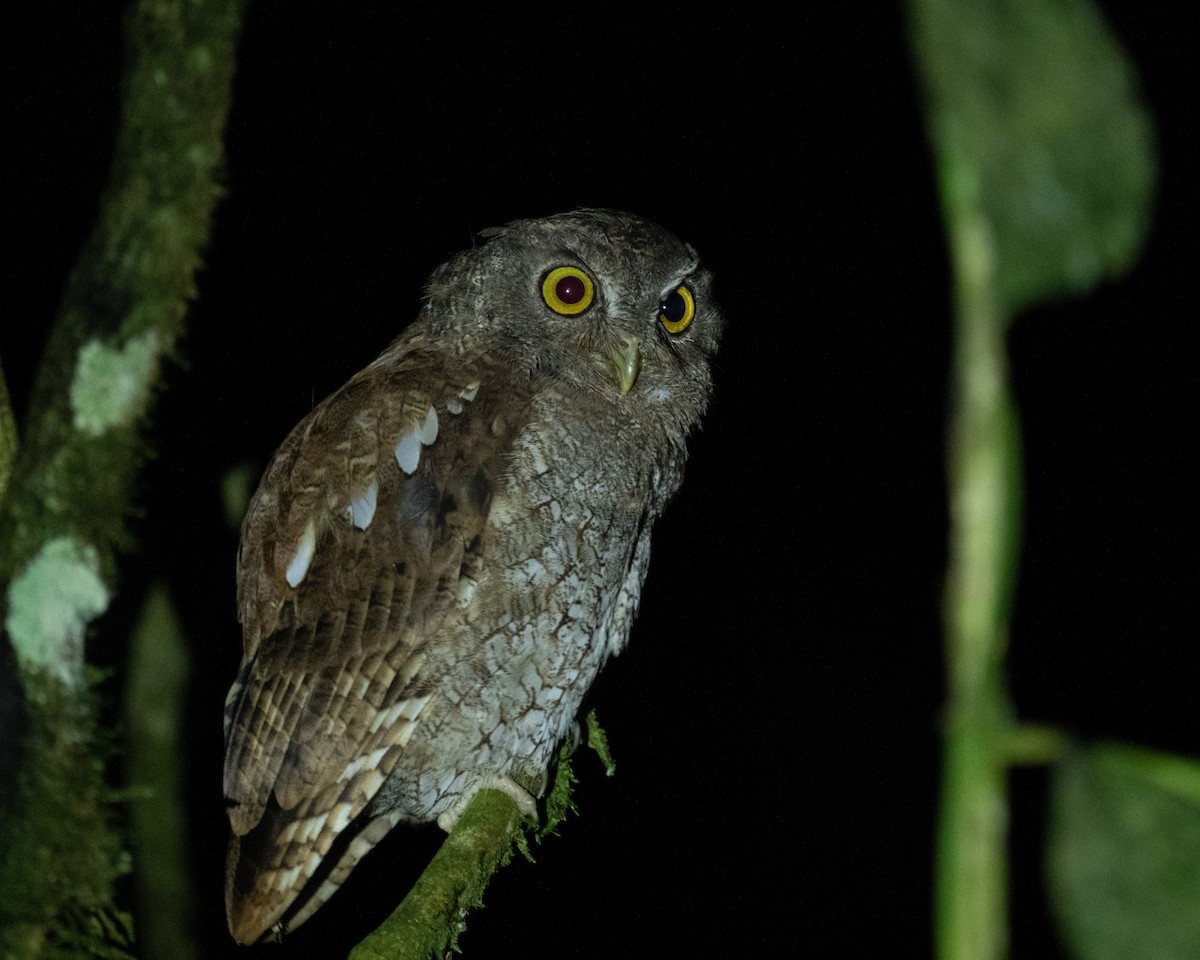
[565,719,582,754]
[437,774,539,832]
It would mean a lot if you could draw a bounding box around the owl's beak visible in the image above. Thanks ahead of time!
[608,336,641,395]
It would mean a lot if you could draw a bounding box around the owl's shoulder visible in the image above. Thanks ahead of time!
[234,333,528,644]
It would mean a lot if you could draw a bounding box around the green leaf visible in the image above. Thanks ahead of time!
[1047,744,1200,960]
[909,0,1156,317]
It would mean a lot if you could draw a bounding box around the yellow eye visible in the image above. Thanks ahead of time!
[542,266,595,315]
[659,284,695,334]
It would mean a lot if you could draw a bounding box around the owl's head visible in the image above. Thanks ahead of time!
[423,208,721,428]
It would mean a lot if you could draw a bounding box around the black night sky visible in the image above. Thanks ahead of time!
[3,2,1197,957]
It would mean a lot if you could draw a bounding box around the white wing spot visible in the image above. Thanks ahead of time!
[349,480,378,529]
[394,405,440,475]
[285,521,316,588]
[395,431,421,474]
[420,406,439,444]
[459,381,480,402]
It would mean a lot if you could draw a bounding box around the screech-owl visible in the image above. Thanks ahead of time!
[222,208,722,943]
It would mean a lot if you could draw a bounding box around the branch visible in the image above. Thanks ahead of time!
[351,712,613,958]
[350,789,527,960]
[0,1,244,954]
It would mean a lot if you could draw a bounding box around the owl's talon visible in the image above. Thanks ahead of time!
[565,719,581,755]
[437,775,539,832]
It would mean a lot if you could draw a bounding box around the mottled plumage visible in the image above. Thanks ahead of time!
[222,209,721,942]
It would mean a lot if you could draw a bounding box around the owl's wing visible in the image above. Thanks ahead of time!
[222,346,516,942]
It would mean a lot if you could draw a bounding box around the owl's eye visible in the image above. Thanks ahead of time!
[659,285,695,334]
[542,266,595,315]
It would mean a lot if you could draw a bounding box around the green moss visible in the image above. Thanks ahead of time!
[535,709,616,845]
[349,789,526,960]
[0,677,134,960]
[538,746,580,845]
[584,709,616,776]
[0,4,245,958]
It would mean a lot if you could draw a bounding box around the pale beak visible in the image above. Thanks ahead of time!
[608,335,641,395]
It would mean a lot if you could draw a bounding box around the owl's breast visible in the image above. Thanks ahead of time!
[413,393,676,778]
[486,392,679,640]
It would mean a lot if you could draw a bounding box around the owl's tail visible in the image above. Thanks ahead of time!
[225,792,402,943]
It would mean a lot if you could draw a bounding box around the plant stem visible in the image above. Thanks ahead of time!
[934,137,1021,960]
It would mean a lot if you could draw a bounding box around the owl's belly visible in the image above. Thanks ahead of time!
[371,492,649,823]
[368,595,631,823]
[369,403,675,823]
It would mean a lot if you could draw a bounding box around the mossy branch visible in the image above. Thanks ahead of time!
[349,789,528,960]
[0,1,244,955]
[351,713,611,958]
[1,0,244,608]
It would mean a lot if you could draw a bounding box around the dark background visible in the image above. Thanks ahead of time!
[4,2,1195,957]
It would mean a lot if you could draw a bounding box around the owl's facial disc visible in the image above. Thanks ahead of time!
[541,262,643,395]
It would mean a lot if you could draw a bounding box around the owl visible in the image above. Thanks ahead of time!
[222,208,722,943]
